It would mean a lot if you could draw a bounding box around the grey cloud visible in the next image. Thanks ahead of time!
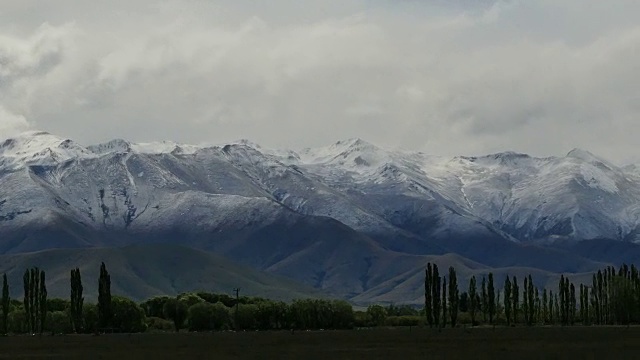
[0,0,639,163]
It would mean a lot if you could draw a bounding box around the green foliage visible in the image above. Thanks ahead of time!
[354,310,368,327]
[46,311,73,334]
[385,304,419,317]
[196,292,236,307]
[366,305,387,327]
[187,302,231,331]
[255,300,289,330]
[47,298,70,312]
[177,293,206,307]
[8,309,27,334]
[459,292,469,313]
[236,304,258,330]
[141,296,172,318]
[163,298,189,332]
[83,303,98,333]
[289,299,354,330]
[111,296,146,333]
[146,316,174,332]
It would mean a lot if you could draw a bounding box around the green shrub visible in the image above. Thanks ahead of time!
[111,296,147,333]
[146,316,174,332]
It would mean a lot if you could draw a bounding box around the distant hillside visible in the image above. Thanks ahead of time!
[0,244,323,302]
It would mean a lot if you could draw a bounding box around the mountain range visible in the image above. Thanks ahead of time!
[1,130,640,304]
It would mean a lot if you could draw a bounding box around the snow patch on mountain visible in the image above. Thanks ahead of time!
[0,131,91,169]
[3,130,640,244]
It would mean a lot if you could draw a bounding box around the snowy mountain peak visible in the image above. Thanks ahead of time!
[131,141,200,155]
[0,131,89,169]
[298,138,387,167]
[566,148,617,171]
[566,148,597,161]
[460,151,533,167]
[87,139,132,155]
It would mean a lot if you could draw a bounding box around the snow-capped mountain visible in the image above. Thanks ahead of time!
[1,130,639,302]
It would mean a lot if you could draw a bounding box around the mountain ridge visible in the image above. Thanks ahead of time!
[1,130,639,303]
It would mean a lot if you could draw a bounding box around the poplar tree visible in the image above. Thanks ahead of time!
[23,267,46,334]
[559,275,567,325]
[504,276,512,326]
[527,275,535,326]
[432,265,441,328]
[442,277,447,328]
[39,271,47,334]
[448,267,459,328]
[468,276,477,325]
[481,277,488,323]
[98,262,112,329]
[425,264,433,327]
[2,274,8,335]
[523,276,529,325]
[535,287,541,324]
[584,286,590,325]
[554,293,560,325]
[542,289,548,324]
[70,268,84,333]
[512,276,519,325]
[488,273,495,324]
[23,270,30,333]
[569,283,576,325]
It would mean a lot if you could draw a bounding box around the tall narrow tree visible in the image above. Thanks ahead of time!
[23,270,30,333]
[542,289,548,324]
[523,276,529,325]
[2,274,8,335]
[488,273,495,324]
[70,268,84,333]
[504,276,512,326]
[468,276,477,326]
[39,271,47,334]
[448,267,459,328]
[481,277,488,323]
[23,267,46,334]
[584,286,590,325]
[425,264,433,327]
[98,262,112,329]
[559,275,567,325]
[432,265,441,328]
[527,275,535,326]
[512,276,519,325]
[442,276,447,328]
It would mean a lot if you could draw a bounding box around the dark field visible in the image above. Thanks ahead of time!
[1,327,639,360]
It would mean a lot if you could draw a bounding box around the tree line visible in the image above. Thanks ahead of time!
[0,263,360,334]
[424,262,640,327]
[3,261,639,334]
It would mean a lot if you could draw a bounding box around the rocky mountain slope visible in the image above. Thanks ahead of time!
[1,131,638,303]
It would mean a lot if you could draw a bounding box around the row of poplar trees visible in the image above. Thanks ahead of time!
[425,262,640,327]
[0,262,113,335]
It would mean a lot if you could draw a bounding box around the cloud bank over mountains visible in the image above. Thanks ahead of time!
[1,0,639,162]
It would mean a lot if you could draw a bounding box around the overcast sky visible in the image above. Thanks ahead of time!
[1,0,639,162]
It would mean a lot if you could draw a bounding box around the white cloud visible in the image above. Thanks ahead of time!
[0,106,31,137]
[0,0,639,163]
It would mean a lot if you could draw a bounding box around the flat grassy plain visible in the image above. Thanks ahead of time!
[1,327,639,360]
